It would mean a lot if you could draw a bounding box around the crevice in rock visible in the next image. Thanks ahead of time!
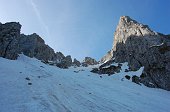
[3,38,14,58]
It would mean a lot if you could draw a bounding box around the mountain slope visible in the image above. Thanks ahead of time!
[0,55,170,112]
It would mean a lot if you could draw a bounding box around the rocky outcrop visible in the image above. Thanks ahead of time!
[101,50,114,63]
[63,55,72,67]
[112,16,157,51]
[101,16,170,90]
[91,58,122,75]
[55,55,72,69]
[19,33,75,68]
[19,33,55,61]
[0,22,21,59]
[54,52,65,63]
[91,64,122,75]
[73,58,81,67]
[82,57,98,66]
[0,22,78,69]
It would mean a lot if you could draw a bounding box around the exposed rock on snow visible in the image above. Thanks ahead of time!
[73,58,81,67]
[91,61,122,75]
[54,52,65,63]
[91,65,121,75]
[56,55,72,68]
[82,57,98,66]
[0,22,21,59]
[19,33,56,61]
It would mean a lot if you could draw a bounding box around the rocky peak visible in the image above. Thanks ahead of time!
[82,57,98,66]
[101,16,159,63]
[100,16,170,91]
[113,16,157,51]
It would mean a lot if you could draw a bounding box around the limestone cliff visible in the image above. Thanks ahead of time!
[101,16,170,90]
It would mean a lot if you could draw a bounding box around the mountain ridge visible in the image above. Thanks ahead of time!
[0,22,98,68]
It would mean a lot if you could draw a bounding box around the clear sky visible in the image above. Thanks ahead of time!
[0,0,170,61]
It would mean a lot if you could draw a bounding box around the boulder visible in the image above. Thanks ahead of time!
[64,55,72,67]
[125,75,131,80]
[91,65,121,75]
[132,75,141,85]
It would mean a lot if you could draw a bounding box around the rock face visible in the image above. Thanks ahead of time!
[101,50,114,63]
[53,52,65,64]
[73,58,81,67]
[19,33,55,61]
[112,16,157,51]
[0,22,78,69]
[0,22,21,59]
[101,16,170,90]
[55,55,72,69]
[82,57,98,66]
[63,55,72,67]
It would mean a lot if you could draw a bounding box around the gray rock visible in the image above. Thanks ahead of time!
[99,58,115,69]
[64,55,72,67]
[56,55,72,69]
[73,58,81,67]
[54,52,65,63]
[125,75,131,80]
[82,57,98,66]
[101,16,170,90]
[112,16,158,51]
[0,22,21,59]
[91,64,121,75]
[18,33,74,69]
[0,22,74,69]
[132,75,141,85]
[101,50,114,63]
[18,33,55,62]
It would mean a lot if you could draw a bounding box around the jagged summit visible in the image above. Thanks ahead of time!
[119,16,138,24]
[118,16,154,33]
[101,16,170,91]
[113,16,158,51]
[101,16,159,63]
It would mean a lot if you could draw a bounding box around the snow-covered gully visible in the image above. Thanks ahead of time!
[0,55,170,112]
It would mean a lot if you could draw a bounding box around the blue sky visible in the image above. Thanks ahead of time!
[0,0,170,61]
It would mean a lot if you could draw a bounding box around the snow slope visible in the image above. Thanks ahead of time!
[0,54,170,112]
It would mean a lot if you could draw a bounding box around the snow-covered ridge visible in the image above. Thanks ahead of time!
[0,54,170,112]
